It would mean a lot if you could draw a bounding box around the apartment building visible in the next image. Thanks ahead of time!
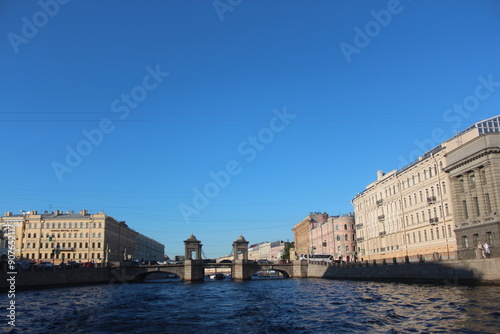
[0,210,164,264]
[309,214,356,261]
[292,212,328,257]
[352,115,500,261]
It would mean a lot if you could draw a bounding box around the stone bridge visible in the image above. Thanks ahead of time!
[112,262,300,282]
[110,235,307,282]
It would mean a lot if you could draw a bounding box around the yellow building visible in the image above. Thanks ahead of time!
[0,210,164,264]
[353,115,500,262]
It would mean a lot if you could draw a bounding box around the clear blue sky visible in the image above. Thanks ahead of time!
[1,0,500,258]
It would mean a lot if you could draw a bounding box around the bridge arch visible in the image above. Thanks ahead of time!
[246,264,292,279]
[133,270,183,282]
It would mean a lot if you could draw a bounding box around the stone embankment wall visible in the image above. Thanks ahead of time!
[0,267,111,291]
[307,258,500,285]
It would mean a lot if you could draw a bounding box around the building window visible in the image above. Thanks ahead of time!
[346,246,350,252]
[41,222,44,228]
[93,222,96,228]
[462,236,468,248]
[418,231,422,242]
[336,235,340,241]
[473,197,480,216]
[85,233,89,238]
[463,201,468,219]
[99,222,102,228]
[335,225,339,230]
[485,194,491,213]
[74,233,77,238]
[69,222,72,228]
[448,225,452,238]
[473,233,479,247]
[92,233,96,238]
[98,233,101,238]
[470,174,476,187]
[416,213,419,223]
[431,229,434,240]
[442,182,446,194]
[436,227,440,239]
[413,233,416,243]
[485,232,493,246]
[344,224,347,230]
[86,222,89,228]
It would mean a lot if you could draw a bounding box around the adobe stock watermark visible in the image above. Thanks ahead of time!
[7,0,70,54]
[5,223,20,327]
[213,0,243,21]
[178,106,295,224]
[51,64,169,182]
[398,73,500,169]
[339,0,408,64]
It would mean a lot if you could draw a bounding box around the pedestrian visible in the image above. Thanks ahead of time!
[483,241,490,258]
[477,243,483,259]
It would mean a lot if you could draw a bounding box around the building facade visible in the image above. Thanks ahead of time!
[136,234,165,262]
[444,119,500,259]
[292,212,328,258]
[309,214,356,260]
[352,115,500,262]
[0,210,164,264]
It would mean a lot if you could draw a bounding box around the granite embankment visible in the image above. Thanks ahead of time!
[307,258,500,285]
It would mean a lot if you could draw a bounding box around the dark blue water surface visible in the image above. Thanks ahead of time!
[3,278,500,333]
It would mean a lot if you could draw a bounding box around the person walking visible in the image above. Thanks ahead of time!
[483,241,490,258]
[477,243,483,259]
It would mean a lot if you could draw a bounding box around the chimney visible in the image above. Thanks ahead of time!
[80,210,88,216]
[4,212,12,217]
[377,170,384,180]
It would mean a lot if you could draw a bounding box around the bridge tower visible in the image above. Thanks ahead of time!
[232,235,251,280]
[183,234,204,281]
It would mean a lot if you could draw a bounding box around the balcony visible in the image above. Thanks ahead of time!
[429,217,439,225]
[356,223,364,229]
[376,199,383,207]
[427,196,436,204]
[356,237,364,242]
[378,214,385,222]
[379,231,386,237]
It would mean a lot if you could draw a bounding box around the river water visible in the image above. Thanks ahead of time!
[3,278,500,333]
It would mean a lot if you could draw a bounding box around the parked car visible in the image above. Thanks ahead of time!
[15,261,33,270]
[37,261,54,269]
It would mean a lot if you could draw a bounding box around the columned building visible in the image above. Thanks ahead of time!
[352,115,500,262]
[444,120,500,259]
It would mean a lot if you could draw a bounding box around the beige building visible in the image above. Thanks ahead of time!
[444,119,500,259]
[0,210,164,264]
[136,233,165,262]
[292,212,328,258]
[352,115,500,262]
